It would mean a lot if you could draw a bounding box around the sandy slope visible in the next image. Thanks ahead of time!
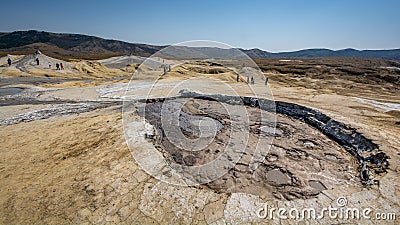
[0,54,130,82]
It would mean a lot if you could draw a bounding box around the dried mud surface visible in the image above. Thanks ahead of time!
[143,98,360,200]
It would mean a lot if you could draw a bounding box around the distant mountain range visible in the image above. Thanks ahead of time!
[1,30,399,60]
[242,48,400,60]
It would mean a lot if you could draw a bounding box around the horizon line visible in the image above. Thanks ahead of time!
[1,29,400,53]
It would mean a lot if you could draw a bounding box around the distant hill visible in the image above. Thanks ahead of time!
[0,30,399,60]
[0,30,163,59]
[264,48,400,59]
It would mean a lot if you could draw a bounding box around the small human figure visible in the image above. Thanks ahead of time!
[60,62,64,70]
[36,58,39,65]
[7,57,12,66]
[247,76,250,83]
[236,73,240,82]
[250,76,254,85]
[265,77,269,85]
[163,64,170,73]
[163,65,167,74]
[49,64,51,69]
[56,63,60,70]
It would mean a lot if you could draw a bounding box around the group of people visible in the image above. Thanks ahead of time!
[247,76,255,84]
[236,67,269,85]
[34,57,64,70]
[237,73,269,85]
[47,62,64,70]
[33,49,64,70]
[55,62,64,70]
[5,53,65,71]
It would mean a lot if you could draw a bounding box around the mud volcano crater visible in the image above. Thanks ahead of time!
[139,91,389,200]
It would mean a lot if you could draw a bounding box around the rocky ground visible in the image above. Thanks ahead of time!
[0,55,399,224]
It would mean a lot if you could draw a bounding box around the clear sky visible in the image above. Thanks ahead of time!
[0,0,399,52]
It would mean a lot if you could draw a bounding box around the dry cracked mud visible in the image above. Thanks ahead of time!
[142,97,363,200]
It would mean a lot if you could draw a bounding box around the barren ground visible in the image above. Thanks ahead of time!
[0,55,399,224]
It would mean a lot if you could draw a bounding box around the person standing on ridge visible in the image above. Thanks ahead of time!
[7,57,12,66]
[56,63,60,70]
[60,62,64,70]
[36,58,39,65]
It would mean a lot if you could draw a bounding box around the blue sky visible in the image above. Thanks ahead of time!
[0,0,399,52]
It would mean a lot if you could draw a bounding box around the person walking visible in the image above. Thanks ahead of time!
[35,58,39,65]
[250,76,254,85]
[60,62,64,70]
[56,63,60,70]
[7,57,12,66]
